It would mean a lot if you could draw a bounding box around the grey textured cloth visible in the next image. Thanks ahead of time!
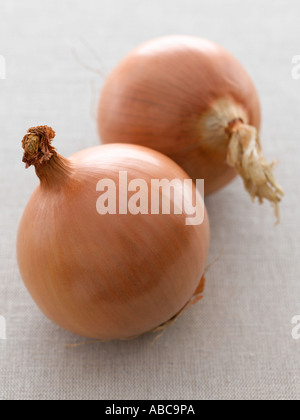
[0,0,299,400]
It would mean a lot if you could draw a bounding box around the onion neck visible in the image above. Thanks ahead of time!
[34,155,74,188]
[22,126,74,188]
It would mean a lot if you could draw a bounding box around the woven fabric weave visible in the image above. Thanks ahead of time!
[0,0,299,400]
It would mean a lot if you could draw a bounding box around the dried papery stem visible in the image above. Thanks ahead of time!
[226,120,284,223]
[66,340,105,349]
[21,126,74,187]
[22,126,57,168]
[72,37,107,78]
[150,276,206,342]
[204,247,224,274]
[151,249,228,343]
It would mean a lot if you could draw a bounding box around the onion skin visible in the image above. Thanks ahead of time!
[98,35,283,217]
[17,126,210,340]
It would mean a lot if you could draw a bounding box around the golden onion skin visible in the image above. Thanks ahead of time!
[98,35,261,195]
[18,132,210,340]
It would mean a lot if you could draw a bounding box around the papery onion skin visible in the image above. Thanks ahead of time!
[17,127,210,340]
[98,35,283,217]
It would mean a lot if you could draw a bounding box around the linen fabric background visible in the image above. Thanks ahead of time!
[0,0,299,400]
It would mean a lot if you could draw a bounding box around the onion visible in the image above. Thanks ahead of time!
[17,126,210,340]
[98,35,284,220]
